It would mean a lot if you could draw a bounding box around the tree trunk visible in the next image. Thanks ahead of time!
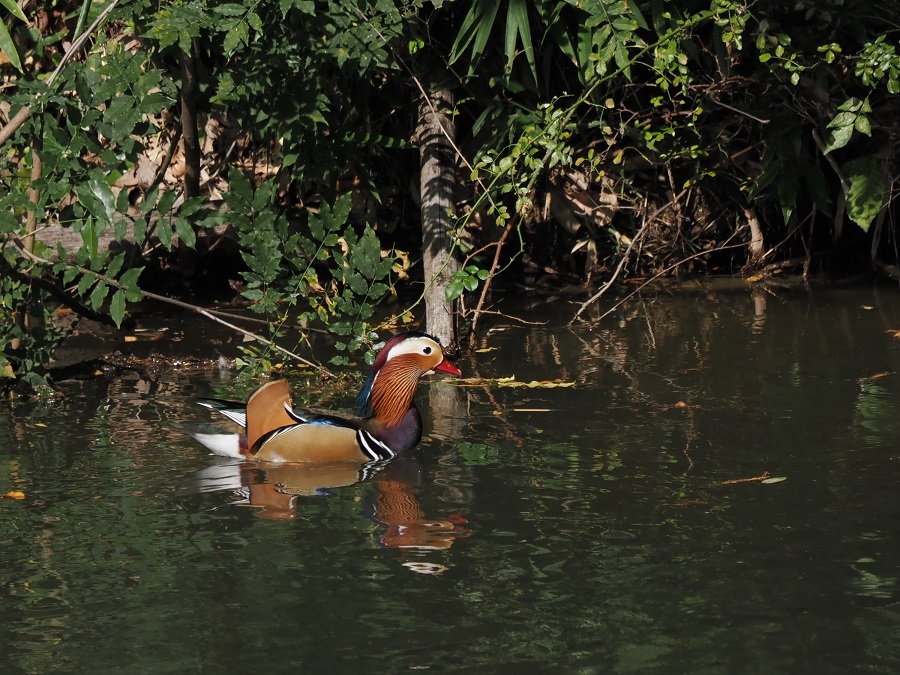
[180,41,201,199]
[178,40,201,280]
[745,207,765,266]
[417,89,458,347]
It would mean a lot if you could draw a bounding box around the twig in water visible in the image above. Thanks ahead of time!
[570,191,687,324]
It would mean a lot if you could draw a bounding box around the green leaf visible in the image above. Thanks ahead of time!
[629,1,650,30]
[157,189,177,217]
[331,192,353,226]
[107,252,125,279]
[102,97,141,142]
[0,20,22,71]
[505,0,535,80]
[175,216,197,249]
[90,280,109,311]
[215,4,247,16]
[844,157,885,233]
[133,217,147,246]
[62,265,79,286]
[137,93,174,114]
[228,167,254,206]
[446,279,465,301]
[450,0,502,68]
[77,271,96,298]
[369,282,388,299]
[140,186,159,216]
[776,167,798,225]
[116,184,131,214]
[347,273,368,295]
[0,0,28,22]
[157,216,174,250]
[109,290,126,327]
[119,267,144,303]
[80,179,117,225]
[224,23,248,55]
[79,217,99,262]
[824,122,854,154]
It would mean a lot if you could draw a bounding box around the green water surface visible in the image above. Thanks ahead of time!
[2,286,900,674]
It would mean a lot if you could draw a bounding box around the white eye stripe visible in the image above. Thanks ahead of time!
[385,336,441,361]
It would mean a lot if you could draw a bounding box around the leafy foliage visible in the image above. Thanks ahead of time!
[224,172,397,367]
[440,0,900,294]
[3,0,900,391]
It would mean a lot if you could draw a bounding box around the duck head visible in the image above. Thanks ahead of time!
[357,332,460,428]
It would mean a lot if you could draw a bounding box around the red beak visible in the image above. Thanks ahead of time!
[435,357,461,375]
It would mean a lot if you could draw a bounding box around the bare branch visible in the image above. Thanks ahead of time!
[10,240,335,378]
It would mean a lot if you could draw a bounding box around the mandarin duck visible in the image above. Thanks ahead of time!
[191,332,460,463]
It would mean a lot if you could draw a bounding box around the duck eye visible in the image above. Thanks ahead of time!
[423,346,433,355]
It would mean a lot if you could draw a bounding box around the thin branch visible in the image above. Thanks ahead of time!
[708,97,770,125]
[570,190,687,324]
[138,289,333,377]
[462,308,548,326]
[201,307,329,335]
[10,240,335,378]
[576,236,746,325]
[468,215,517,344]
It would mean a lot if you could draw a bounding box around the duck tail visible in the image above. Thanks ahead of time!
[188,430,245,459]
[197,398,247,428]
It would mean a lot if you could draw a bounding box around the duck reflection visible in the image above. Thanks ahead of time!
[193,452,471,551]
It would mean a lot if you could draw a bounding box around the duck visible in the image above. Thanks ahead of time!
[190,332,461,463]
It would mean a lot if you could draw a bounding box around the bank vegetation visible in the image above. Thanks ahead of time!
[2,0,899,391]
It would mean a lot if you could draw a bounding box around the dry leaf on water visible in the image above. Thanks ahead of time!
[455,376,575,388]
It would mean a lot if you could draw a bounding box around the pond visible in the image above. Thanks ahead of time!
[3,283,900,674]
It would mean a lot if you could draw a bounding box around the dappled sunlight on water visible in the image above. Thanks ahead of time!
[4,285,900,672]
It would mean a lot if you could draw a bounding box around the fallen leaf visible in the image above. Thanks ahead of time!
[720,471,770,485]
[861,305,874,310]
[499,379,575,389]
[761,476,788,484]
[124,336,138,343]
[1,491,25,500]
[746,273,764,282]
[475,347,498,353]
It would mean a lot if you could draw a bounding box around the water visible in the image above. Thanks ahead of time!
[3,284,900,673]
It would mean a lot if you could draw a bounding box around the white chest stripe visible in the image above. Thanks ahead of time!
[356,430,395,461]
